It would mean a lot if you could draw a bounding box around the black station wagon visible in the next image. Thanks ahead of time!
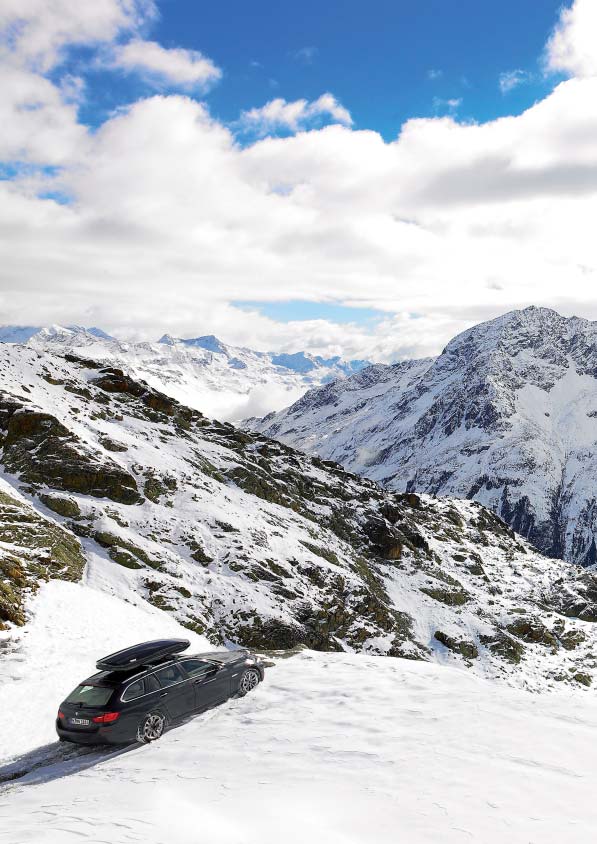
[56,639,264,745]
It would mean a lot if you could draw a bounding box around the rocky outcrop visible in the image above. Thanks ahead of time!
[0,397,140,504]
[91,368,201,430]
[547,569,597,621]
[0,489,85,628]
[434,631,478,660]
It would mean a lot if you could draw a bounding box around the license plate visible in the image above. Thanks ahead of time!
[70,717,90,726]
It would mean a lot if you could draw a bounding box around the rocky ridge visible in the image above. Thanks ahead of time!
[248,307,597,567]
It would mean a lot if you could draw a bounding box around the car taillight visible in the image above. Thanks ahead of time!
[92,712,120,724]
[57,710,65,720]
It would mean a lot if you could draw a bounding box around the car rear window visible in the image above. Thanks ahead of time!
[66,684,114,706]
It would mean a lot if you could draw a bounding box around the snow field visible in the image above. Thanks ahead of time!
[1,583,597,843]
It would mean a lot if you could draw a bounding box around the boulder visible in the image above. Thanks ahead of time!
[434,630,478,660]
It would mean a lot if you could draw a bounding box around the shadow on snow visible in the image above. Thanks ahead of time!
[0,741,137,790]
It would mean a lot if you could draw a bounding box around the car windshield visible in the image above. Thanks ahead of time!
[65,684,114,706]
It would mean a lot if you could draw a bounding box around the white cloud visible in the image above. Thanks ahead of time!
[0,0,154,165]
[546,0,597,77]
[4,2,597,364]
[0,0,155,70]
[112,39,222,90]
[3,74,597,361]
[499,69,531,94]
[0,63,87,164]
[239,93,353,134]
[427,69,443,80]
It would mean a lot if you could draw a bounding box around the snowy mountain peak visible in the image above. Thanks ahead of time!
[248,307,597,566]
[157,333,230,354]
[444,306,587,359]
[157,333,177,346]
[0,324,115,345]
[177,334,229,355]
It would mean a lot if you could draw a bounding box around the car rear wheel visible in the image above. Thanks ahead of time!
[237,668,260,696]
[137,711,165,743]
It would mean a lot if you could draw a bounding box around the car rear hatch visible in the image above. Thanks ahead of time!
[58,684,117,733]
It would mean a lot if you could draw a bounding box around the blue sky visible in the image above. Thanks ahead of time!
[66,0,563,138]
[233,300,388,325]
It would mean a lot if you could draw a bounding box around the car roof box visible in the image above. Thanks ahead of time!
[96,638,190,672]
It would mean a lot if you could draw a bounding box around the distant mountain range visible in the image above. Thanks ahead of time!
[0,324,371,421]
[247,307,597,566]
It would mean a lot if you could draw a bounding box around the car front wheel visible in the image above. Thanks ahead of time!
[137,711,165,743]
[237,668,260,696]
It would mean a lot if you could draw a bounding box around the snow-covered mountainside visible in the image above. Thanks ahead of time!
[0,324,370,421]
[1,340,597,691]
[2,590,596,844]
[248,307,597,566]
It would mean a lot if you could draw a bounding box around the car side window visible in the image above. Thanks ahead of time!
[178,659,215,678]
[145,674,161,693]
[122,678,145,702]
[154,664,185,688]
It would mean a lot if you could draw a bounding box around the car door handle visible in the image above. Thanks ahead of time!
[160,692,168,697]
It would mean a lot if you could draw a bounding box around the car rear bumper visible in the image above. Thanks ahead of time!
[56,721,129,746]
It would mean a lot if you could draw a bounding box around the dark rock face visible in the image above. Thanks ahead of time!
[480,632,525,664]
[0,490,85,627]
[0,397,140,504]
[363,517,404,559]
[420,584,470,606]
[235,618,308,650]
[39,494,81,519]
[548,570,597,621]
[506,618,559,651]
[91,368,201,428]
[434,631,478,660]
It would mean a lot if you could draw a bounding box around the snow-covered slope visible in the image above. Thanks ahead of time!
[2,596,597,844]
[248,307,597,565]
[0,324,370,421]
[3,331,597,842]
[1,340,597,692]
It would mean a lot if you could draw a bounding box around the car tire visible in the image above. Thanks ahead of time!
[137,711,166,744]
[237,668,260,697]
